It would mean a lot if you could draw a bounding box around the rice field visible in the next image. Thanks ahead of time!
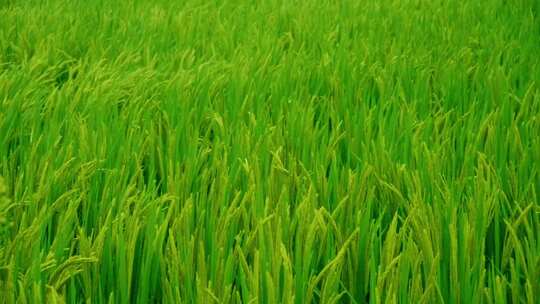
[1,0,539,303]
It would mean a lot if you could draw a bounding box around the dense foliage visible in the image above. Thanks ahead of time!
[1,0,539,303]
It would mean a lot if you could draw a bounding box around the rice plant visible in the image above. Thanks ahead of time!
[0,0,539,303]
